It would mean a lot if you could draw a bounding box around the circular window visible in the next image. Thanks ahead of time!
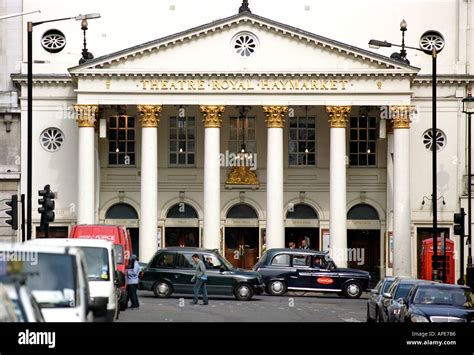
[40,128,65,152]
[41,29,66,53]
[231,32,259,57]
[422,129,446,152]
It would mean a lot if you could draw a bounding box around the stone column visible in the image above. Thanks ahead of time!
[326,105,351,268]
[390,105,413,277]
[201,105,225,250]
[137,105,162,262]
[263,106,288,249]
[74,104,98,224]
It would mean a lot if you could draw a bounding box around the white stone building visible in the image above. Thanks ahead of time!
[4,0,474,283]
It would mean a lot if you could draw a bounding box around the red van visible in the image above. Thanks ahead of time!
[70,224,133,310]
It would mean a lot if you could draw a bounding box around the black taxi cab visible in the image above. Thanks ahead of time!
[253,248,370,299]
[139,247,265,301]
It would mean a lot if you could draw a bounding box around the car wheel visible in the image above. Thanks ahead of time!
[234,283,254,301]
[267,280,287,296]
[367,306,374,323]
[343,281,363,299]
[153,281,173,298]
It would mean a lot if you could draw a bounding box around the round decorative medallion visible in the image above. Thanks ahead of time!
[231,32,259,57]
[40,128,65,152]
[41,29,66,53]
[422,128,446,152]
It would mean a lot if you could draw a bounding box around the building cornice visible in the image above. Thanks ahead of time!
[11,73,73,85]
[412,74,474,85]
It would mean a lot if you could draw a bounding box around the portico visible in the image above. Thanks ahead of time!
[17,9,420,279]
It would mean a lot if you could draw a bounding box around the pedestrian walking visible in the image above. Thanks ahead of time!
[191,254,208,305]
[127,254,140,310]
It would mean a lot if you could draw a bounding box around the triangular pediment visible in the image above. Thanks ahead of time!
[69,12,419,76]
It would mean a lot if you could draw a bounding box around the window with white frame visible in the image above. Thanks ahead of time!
[108,115,136,166]
[349,115,377,166]
[228,116,256,154]
[169,116,195,166]
[288,116,316,166]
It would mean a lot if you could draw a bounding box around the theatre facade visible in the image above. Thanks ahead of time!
[14,10,470,282]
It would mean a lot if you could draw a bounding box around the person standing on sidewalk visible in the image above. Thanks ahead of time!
[190,254,208,305]
[127,254,140,310]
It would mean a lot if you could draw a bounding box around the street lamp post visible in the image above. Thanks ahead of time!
[462,91,474,288]
[26,13,100,240]
[369,22,445,281]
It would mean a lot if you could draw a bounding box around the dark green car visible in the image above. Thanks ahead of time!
[139,247,265,301]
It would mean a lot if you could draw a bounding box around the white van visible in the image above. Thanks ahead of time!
[0,243,93,322]
[27,238,121,322]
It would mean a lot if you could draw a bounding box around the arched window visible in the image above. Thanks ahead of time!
[166,203,198,218]
[286,203,318,219]
[226,204,258,219]
[105,203,138,219]
[347,204,379,220]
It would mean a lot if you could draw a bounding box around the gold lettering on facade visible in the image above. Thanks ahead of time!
[105,80,111,89]
[150,80,159,90]
[290,80,299,91]
[135,78,352,92]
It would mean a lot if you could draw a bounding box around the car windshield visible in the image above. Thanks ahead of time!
[22,253,77,309]
[11,299,26,322]
[382,280,394,293]
[413,287,474,308]
[82,247,109,281]
[394,283,416,299]
[217,255,234,270]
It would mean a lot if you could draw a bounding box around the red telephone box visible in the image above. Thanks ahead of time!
[421,237,455,284]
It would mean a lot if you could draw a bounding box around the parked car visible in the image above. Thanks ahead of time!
[0,283,19,322]
[27,238,125,322]
[70,224,133,310]
[0,243,98,322]
[253,248,370,298]
[378,277,421,322]
[392,282,474,323]
[4,283,45,322]
[367,276,395,322]
[139,247,265,301]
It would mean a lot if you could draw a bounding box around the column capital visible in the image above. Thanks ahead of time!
[389,105,416,129]
[137,105,162,127]
[263,106,288,128]
[200,105,225,128]
[74,104,98,128]
[326,106,351,128]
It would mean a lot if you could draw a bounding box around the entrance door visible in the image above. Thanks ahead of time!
[285,228,319,250]
[347,230,380,287]
[128,228,139,257]
[224,228,259,269]
[165,227,199,247]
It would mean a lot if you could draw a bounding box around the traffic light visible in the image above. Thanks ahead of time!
[38,185,55,232]
[454,208,466,236]
[5,195,18,230]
